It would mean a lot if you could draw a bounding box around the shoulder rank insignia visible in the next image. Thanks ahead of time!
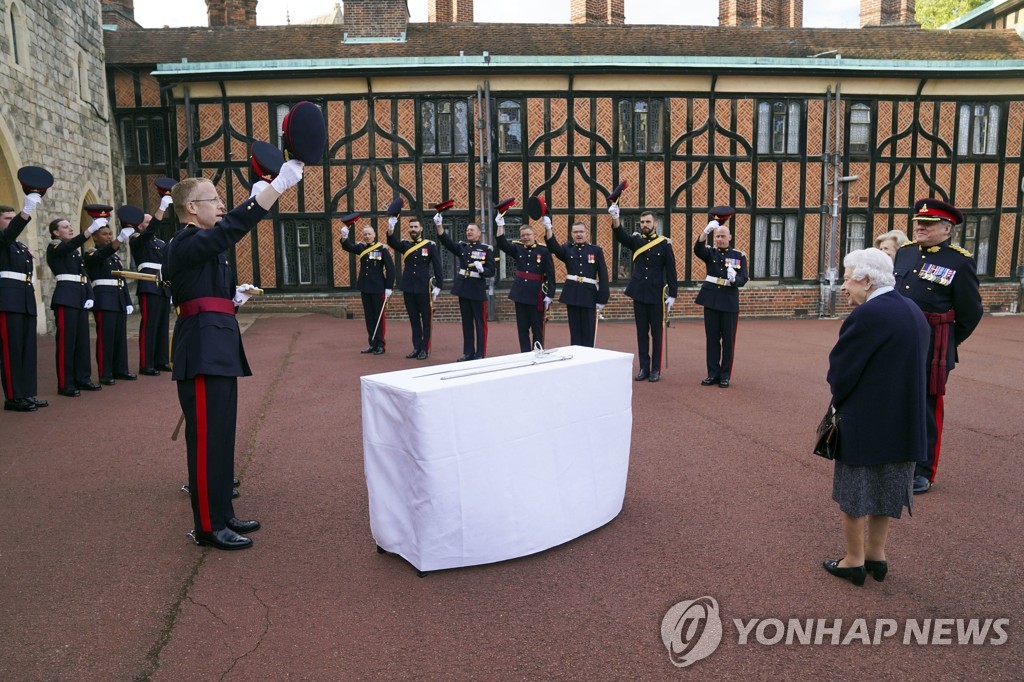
[950,244,973,258]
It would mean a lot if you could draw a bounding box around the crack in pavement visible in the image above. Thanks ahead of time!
[238,328,301,478]
[219,587,272,680]
[133,552,207,682]
[187,596,229,627]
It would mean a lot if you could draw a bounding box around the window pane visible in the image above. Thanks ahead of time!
[754,216,767,277]
[498,100,521,154]
[972,105,987,155]
[421,102,436,155]
[135,116,151,166]
[757,102,770,154]
[985,105,1000,155]
[454,100,469,155]
[976,216,991,276]
[281,222,295,285]
[957,104,971,156]
[784,216,798,278]
[619,100,633,153]
[846,215,866,256]
[120,119,136,165]
[150,116,167,165]
[635,104,648,154]
[650,100,663,153]
[850,104,870,153]
[297,225,312,285]
[438,101,453,155]
[769,215,783,277]
[787,102,801,154]
[772,102,786,154]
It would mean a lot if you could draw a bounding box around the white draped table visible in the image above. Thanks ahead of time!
[360,345,634,572]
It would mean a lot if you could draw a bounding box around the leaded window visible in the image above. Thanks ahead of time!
[119,114,168,167]
[954,215,993,277]
[849,103,872,156]
[497,100,522,154]
[757,100,802,156]
[618,98,664,155]
[844,214,867,259]
[753,215,798,279]
[957,103,1001,157]
[421,99,470,156]
[279,219,330,288]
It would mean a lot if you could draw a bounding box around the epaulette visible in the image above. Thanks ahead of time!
[900,241,917,248]
[733,249,746,257]
[49,239,61,247]
[950,244,973,258]
[512,240,523,246]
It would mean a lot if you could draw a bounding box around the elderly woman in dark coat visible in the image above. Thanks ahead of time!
[823,248,931,586]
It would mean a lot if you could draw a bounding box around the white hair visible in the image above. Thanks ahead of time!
[843,248,895,288]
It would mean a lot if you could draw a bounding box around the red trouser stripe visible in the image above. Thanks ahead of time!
[0,313,13,398]
[482,301,488,357]
[931,395,945,484]
[139,296,148,368]
[195,375,212,532]
[95,311,105,377]
[57,307,66,389]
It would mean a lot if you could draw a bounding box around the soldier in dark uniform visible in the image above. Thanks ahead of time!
[0,196,47,412]
[894,198,983,494]
[84,217,137,385]
[341,222,395,354]
[495,216,555,352]
[46,216,105,396]
[386,214,443,359]
[163,161,304,550]
[436,217,495,360]
[609,206,677,382]
[543,219,609,347]
[694,210,749,388]
[129,197,173,375]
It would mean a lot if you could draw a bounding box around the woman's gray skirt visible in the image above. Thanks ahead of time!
[832,460,915,518]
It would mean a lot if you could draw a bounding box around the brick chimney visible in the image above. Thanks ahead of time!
[860,0,916,27]
[571,0,625,24]
[101,0,141,29]
[429,0,473,23]
[344,0,409,42]
[719,0,803,28]
[206,0,258,27]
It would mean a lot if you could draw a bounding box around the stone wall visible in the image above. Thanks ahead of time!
[0,0,116,333]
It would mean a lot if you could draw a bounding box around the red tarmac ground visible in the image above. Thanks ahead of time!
[1,312,1021,679]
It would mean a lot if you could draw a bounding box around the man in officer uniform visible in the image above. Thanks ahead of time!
[129,196,173,375]
[495,216,555,352]
[894,198,983,494]
[609,206,677,382]
[84,210,137,385]
[694,208,749,388]
[341,221,394,354]
[436,217,495,360]
[1,195,47,412]
[386,214,443,359]
[544,219,609,347]
[47,214,105,396]
[164,161,304,550]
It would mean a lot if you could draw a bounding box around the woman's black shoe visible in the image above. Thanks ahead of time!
[864,560,888,582]
[822,559,867,586]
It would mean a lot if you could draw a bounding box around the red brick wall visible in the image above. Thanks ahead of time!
[719,0,803,27]
[860,0,916,27]
[344,0,409,39]
[429,0,473,23]
[571,0,625,25]
[205,0,257,27]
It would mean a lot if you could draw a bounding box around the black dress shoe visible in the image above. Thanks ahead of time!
[718,378,730,388]
[360,346,375,354]
[700,377,719,386]
[456,355,474,362]
[634,369,649,381]
[157,364,173,372]
[822,559,866,586]
[405,351,420,359]
[233,478,240,487]
[114,372,137,380]
[648,371,661,382]
[28,397,49,408]
[100,378,116,386]
[912,475,932,495]
[226,517,261,534]
[139,368,161,376]
[3,398,36,412]
[58,388,81,397]
[864,559,888,582]
[77,381,102,391]
[191,527,252,550]
[372,347,386,355]
[232,488,240,499]
[416,350,428,360]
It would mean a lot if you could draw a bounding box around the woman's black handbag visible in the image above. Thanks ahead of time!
[814,404,839,460]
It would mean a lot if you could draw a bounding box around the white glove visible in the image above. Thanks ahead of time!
[387,216,398,231]
[431,286,440,300]
[596,303,605,311]
[472,261,484,273]
[666,296,676,310]
[87,218,108,235]
[84,299,94,310]
[340,226,350,240]
[543,296,552,310]
[22,192,42,216]
[159,194,174,212]
[384,289,392,299]
[542,216,552,230]
[607,203,620,220]
[727,267,737,283]
[432,212,443,227]
[233,283,256,306]
[703,219,719,236]
[270,159,305,193]
[494,214,505,228]
[117,227,135,242]
[248,180,270,199]
[126,305,134,315]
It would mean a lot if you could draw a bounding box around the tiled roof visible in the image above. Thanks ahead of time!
[103,22,1024,67]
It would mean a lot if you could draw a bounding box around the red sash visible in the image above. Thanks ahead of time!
[924,310,955,396]
[176,297,235,320]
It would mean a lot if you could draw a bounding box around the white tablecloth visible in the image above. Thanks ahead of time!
[360,345,634,571]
